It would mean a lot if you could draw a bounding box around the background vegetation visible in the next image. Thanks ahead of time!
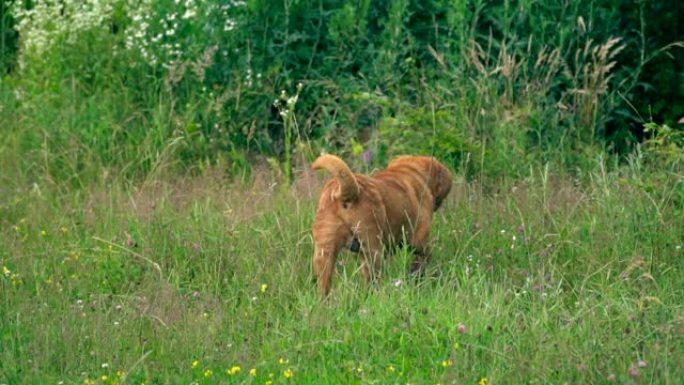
[1,0,682,384]
[1,0,683,182]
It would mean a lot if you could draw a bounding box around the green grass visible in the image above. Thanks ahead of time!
[1,162,682,385]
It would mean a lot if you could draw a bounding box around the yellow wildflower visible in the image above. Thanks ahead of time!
[265,381,273,385]
[84,379,96,385]
[10,273,22,286]
[387,365,396,373]
[101,375,108,381]
[261,283,268,293]
[441,359,453,368]
[479,378,488,385]
[192,360,200,369]
[2,266,10,276]
[203,369,213,378]
[249,368,257,376]
[278,357,288,365]
[283,368,293,379]
[227,366,241,375]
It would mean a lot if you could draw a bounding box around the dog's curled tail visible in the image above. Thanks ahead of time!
[312,154,359,202]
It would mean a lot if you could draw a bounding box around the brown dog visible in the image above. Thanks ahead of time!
[311,154,452,296]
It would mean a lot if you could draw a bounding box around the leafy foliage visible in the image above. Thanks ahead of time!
[0,0,682,181]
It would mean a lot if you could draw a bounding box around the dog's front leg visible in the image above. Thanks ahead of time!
[359,235,383,286]
[408,210,433,277]
[313,244,339,297]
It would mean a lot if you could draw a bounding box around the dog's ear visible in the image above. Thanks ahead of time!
[313,155,360,202]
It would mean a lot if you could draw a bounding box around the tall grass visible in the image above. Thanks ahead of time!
[1,160,682,384]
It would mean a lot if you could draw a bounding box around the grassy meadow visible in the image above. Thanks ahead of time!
[2,161,683,384]
[2,0,684,384]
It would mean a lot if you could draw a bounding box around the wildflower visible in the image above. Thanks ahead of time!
[41,230,47,237]
[249,368,257,376]
[286,95,298,108]
[203,369,213,378]
[2,266,10,276]
[84,379,96,385]
[278,358,289,365]
[478,378,488,385]
[10,273,22,286]
[457,323,466,334]
[283,368,293,379]
[261,283,268,293]
[387,365,395,372]
[227,366,241,375]
[101,375,108,381]
[265,381,273,385]
[628,364,639,377]
[362,150,372,163]
[441,359,453,368]
[192,360,200,369]
[637,360,647,368]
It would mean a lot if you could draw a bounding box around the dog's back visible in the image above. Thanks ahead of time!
[385,156,453,210]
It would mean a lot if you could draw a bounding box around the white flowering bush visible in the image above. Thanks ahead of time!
[11,0,247,79]
[124,0,246,72]
[11,0,116,69]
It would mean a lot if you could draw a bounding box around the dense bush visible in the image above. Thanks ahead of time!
[1,0,682,182]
